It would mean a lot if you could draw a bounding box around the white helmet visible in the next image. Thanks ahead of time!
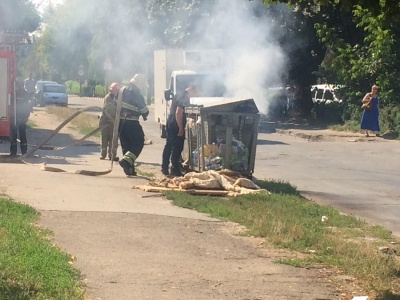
[130,73,148,92]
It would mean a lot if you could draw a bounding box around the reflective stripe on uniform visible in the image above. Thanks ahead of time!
[122,116,139,121]
[122,151,137,165]
[140,106,149,114]
[121,102,140,112]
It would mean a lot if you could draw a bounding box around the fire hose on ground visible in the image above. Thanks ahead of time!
[0,105,122,176]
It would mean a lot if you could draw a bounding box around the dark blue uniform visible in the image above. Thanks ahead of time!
[118,83,149,176]
[10,84,30,156]
[161,90,189,176]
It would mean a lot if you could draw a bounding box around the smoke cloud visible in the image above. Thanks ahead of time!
[44,0,288,113]
[190,0,286,114]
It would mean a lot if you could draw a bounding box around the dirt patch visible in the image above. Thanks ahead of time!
[28,107,98,147]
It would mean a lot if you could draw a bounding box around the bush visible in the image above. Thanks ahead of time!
[64,80,80,95]
[94,84,106,97]
[379,105,400,137]
[64,80,106,97]
[333,103,400,138]
[312,100,344,124]
[82,86,93,96]
[342,103,362,121]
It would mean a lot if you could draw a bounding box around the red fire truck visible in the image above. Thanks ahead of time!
[0,31,29,139]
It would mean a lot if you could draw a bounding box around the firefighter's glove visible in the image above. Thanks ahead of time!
[142,111,149,121]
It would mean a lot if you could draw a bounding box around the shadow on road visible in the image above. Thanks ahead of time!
[257,139,288,145]
[258,117,328,134]
[20,126,101,166]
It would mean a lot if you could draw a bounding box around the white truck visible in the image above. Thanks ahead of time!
[154,49,227,137]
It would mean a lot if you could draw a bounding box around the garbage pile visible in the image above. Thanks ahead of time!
[191,138,249,172]
[134,169,268,197]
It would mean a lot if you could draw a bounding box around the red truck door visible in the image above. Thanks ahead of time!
[0,48,16,138]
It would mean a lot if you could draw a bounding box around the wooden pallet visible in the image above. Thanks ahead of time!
[133,185,230,196]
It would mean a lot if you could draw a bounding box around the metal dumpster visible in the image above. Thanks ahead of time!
[183,98,260,177]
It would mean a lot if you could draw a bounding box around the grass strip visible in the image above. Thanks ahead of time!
[46,106,100,137]
[0,196,84,300]
[165,179,400,298]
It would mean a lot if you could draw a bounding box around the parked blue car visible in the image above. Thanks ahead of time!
[38,83,68,107]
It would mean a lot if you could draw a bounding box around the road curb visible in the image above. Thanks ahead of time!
[275,128,379,142]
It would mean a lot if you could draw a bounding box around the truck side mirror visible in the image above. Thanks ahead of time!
[164,89,173,101]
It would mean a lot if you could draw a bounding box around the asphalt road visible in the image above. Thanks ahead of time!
[254,131,400,236]
[68,95,400,236]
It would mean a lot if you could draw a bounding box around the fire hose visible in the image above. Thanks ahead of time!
[0,105,122,176]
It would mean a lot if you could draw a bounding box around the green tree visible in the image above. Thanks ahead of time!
[314,3,400,115]
[0,0,40,32]
[264,0,400,121]
[34,0,152,82]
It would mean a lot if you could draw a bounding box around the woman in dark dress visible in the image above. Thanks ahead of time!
[360,85,380,137]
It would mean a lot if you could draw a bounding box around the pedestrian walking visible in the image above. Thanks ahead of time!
[360,84,380,137]
[10,81,31,156]
[24,72,35,111]
[99,82,120,161]
[118,74,149,176]
[161,83,197,176]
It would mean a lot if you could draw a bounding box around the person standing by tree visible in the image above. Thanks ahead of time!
[99,82,120,161]
[161,84,197,177]
[10,81,30,156]
[24,72,35,111]
[118,74,149,176]
[360,84,380,137]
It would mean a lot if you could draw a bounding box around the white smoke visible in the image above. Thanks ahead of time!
[190,0,286,114]
[224,46,284,114]
[41,0,287,114]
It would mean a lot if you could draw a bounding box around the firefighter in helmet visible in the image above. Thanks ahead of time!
[99,82,120,161]
[118,74,149,176]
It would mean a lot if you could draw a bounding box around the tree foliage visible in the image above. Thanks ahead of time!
[30,0,400,120]
[314,2,400,111]
[0,0,40,32]
[263,0,400,120]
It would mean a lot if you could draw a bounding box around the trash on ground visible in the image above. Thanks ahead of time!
[133,169,269,197]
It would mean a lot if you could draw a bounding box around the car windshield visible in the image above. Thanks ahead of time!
[37,81,56,86]
[44,85,66,93]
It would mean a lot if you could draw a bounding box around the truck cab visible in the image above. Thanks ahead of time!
[154,49,226,138]
[161,70,227,137]
[164,70,226,101]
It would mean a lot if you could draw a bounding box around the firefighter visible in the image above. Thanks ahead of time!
[118,74,149,176]
[161,83,197,176]
[99,82,120,161]
[10,81,31,156]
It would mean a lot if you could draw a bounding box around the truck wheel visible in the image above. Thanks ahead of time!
[160,124,166,138]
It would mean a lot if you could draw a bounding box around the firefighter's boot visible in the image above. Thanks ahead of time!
[10,144,17,156]
[20,144,28,155]
[170,164,183,177]
[119,151,137,176]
